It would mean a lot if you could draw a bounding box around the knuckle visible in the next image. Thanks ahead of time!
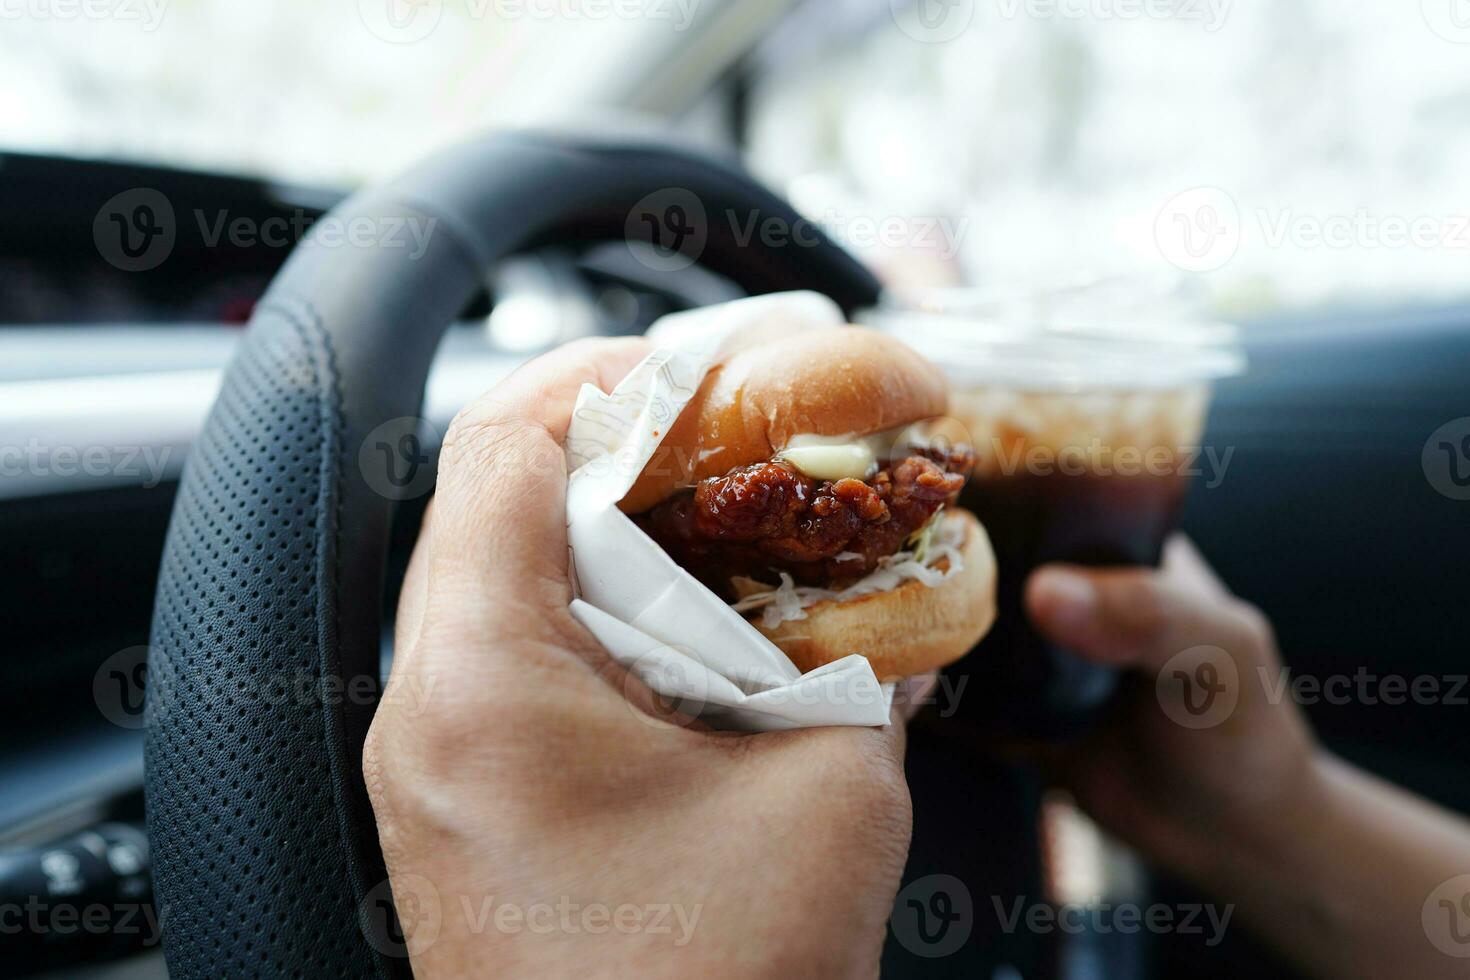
[556,335,631,365]
[410,698,480,757]
[376,692,535,809]
[414,679,526,757]
[860,754,913,816]
[811,729,908,805]
[441,403,539,474]
[813,733,913,851]
[437,408,566,507]
[1230,599,1276,652]
[362,690,538,834]
[362,711,409,813]
[1108,575,1171,640]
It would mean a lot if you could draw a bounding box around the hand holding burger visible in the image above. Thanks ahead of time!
[364,338,931,977]
[625,327,997,680]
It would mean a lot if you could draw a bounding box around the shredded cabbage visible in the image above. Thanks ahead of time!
[730,510,965,629]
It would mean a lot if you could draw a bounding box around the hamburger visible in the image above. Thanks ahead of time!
[622,327,997,680]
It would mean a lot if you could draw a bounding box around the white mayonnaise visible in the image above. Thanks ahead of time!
[775,425,930,481]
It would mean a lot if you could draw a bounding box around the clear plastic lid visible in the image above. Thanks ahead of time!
[858,278,1246,392]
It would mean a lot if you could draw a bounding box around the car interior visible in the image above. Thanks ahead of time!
[3,3,1468,978]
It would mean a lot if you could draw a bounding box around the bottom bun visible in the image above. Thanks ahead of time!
[751,509,997,680]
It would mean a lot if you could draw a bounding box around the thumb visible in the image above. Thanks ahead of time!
[1023,551,1272,677]
[425,336,649,637]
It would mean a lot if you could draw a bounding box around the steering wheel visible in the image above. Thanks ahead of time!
[143,130,880,979]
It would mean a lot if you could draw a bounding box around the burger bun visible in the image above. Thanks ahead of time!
[751,509,996,680]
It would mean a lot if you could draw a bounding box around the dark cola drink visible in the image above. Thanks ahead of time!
[867,294,1243,738]
[946,385,1209,737]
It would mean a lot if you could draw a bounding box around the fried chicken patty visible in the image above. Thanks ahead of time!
[634,446,973,599]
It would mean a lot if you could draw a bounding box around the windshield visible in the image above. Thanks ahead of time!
[744,2,1470,314]
[0,0,708,186]
[6,0,1468,318]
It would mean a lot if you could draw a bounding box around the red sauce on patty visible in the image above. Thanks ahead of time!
[635,445,973,600]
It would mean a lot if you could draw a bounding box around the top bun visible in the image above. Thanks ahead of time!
[621,326,948,514]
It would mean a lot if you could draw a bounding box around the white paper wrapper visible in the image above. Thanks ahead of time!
[564,292,894,731]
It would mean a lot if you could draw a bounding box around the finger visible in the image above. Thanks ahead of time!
[1161,534,1231,599]
[760,679,922,773]
[1024,561,1269,676]
[874,673,936,764]
[426,337,650,634]
[882,710,909,768]
[400,506,695,728]
[891,672,939,725]
[390,499,434,673]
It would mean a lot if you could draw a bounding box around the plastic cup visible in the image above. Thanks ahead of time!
[862,283,1245,738]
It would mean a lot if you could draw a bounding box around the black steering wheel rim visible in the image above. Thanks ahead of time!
[143,129,881,979]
